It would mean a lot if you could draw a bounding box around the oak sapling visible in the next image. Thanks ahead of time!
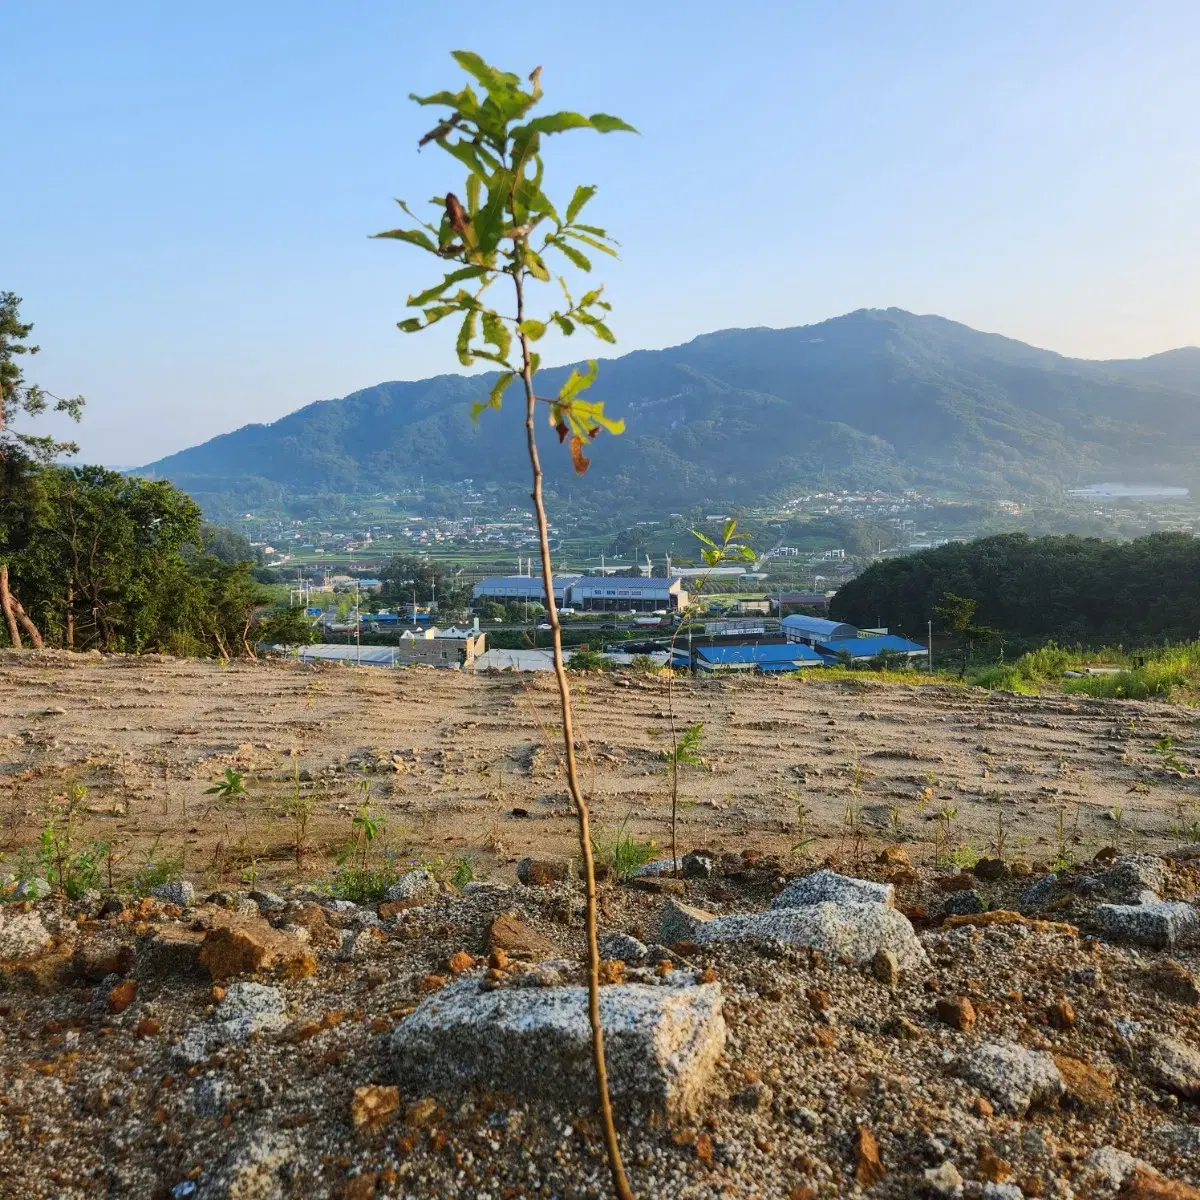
[376,53,636,1198]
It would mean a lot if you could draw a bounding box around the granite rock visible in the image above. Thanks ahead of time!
[660,899,926,970]
[771,869,894,910]
[390,977,725,1121]
[958,1040,1065,1115]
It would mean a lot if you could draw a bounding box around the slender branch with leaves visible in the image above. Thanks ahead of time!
[663,521,755,872]
[375,52,636,1200]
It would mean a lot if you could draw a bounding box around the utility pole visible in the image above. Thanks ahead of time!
[355,579,361,666]
[927,618,933,672]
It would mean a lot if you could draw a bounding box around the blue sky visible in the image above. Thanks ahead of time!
[9,1,1199,464]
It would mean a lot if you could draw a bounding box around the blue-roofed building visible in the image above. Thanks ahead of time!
[782,614,858,646]
[815,634,927,663]
[673,641,827,674]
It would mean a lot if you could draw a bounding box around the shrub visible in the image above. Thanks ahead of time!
[568,649,612,672]
[329,865,398,904]
[131,853,185,895]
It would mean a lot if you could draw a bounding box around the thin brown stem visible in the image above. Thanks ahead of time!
[514,269,635,1200]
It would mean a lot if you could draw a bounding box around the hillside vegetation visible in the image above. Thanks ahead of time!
[832,530,1200,647]
[139,309,1200,518]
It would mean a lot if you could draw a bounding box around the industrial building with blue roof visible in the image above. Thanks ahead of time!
[815,634,926,662]
[673,641,827,674]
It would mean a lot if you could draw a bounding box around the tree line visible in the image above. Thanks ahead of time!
[0,293,309,655]
[831,531,1200,647]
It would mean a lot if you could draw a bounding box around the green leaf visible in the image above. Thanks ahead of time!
[565,185,597,223]
[691,530,718,549]
[552,314,576,336]
[466,173,481,215]
[588,113,638,134]
[522,246,551,282]
[588,320,615,343]
[456,309,478,365]
[566,229,618,256]
[373,227,436,252]
[408,88,467,109]
[474,170,512,257]
[521,110,594,136]
[471,370,516,420]
[517,319,546,342]
[449,52,521,94]
[420,303,460,325]
[395,198,440,234]
[514,177,559,223]
[441,138,491,178]
[558,359,598,406]
[571,223,609,238]
[552,240,592,272]
[396,318,424,333]
[481,310,512,360]
[407,265,487,308]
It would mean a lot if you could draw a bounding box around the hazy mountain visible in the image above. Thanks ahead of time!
[139,308,1200,516]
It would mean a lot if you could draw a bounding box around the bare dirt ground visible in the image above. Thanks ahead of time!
[2,652,1200,1199]
[2,651,1200,888]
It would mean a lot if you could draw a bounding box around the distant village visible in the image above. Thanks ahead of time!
[237,481,1199,675]
[272,561,925,676]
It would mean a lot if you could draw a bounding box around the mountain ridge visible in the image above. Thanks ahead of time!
[139,308,1200,516]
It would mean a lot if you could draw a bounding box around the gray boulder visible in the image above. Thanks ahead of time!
[922,1162,964,1197]
[659,901,718,946]
[1141,1032,1200,1100]
[150,880,196,908]
[1019,873,1061,910]
[197,1128,296,1200]
[772,869,894,909]
[1095,900,1199,950]
[682,852,716,879]
[633,857,680,878]
[1081,1146,1140,1191]
[175,982,289,1067]
[1101,853,1167,902]
[384,868,438,904]
[660,898,926,970]
[390,978,725,1121]
[0,906,52,959]
[943,890,986,916]
[957,1041,1064,1115]
[598,931,649,963]
[214,982,288,1043]
[13,877,51,901]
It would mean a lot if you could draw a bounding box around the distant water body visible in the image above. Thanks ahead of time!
[1067,483,1190,499]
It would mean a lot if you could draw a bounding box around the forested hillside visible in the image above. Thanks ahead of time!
[831,531,1200,646]
[140,308,1200,518]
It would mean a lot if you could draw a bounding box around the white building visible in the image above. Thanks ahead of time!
[471,575,580,605]
[567,575,688,613]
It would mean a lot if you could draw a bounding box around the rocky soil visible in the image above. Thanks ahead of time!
[2,843,1199,1199]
